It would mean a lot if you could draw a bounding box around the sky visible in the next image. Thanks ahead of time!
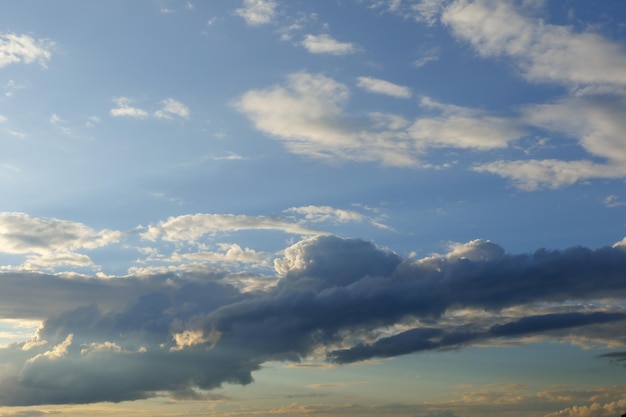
[0,0,626,416]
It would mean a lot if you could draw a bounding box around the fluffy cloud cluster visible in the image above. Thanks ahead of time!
[1,235,625,405]
[0,33,54,68]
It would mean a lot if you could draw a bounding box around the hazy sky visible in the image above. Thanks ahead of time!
[1,1,626,416]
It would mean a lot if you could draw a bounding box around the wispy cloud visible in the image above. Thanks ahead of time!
[301,34,357,55]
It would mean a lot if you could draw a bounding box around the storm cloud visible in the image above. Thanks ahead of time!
[1,235,626,405]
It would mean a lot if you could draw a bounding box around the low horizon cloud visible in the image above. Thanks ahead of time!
[0,235,625,406]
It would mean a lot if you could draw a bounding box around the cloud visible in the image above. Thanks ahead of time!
[110,97,149,119]
[284,205,391,230]
[140,213,320,242]
[0,236,624,404]
[111,97,190,120]
[284,205,364,223]
[442,0,626,88]
[154,98,190,119]
[0,212,121,254]
[0,33,54,68]
[356,76,412,98]
[236,72,522,167]
[301,34,357,55]
[410,96,524,150]
[473,159,624,191]
[235,0,277,26]
[427,0,626,190]
[411,0,446,26]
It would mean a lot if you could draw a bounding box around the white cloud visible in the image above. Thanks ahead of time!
[473,159,624,191]
[235,0,277,26]
[110,97,149,119]
[141,213,320,242]
[604,195,626,208]
[474,92,626,189]
[0,213,122,272]
[411,0,446,26]
[167,243,270,267]
[356,76,412,98]
[27,334,73,363]
[154,98,190,119]
[442,0,626,88]
[409,96,524,150]
[80,341,124,355]
[236,72,524,167]
[285,206,365,223]
[413,47,439,68]
[0,33,54,68]
[369,0,445,26]
[0,212,122,255]
[523,94,626,165]
[301,34,357,55]
[111,97,189,120]
[235,72,416,166]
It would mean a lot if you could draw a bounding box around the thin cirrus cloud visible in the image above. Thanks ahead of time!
[0,33,54,68]
[0,235,626,405]
[356,76,412,98]
[301,34,357,55]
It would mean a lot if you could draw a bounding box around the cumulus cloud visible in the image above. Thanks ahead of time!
[0,33,54,68]
[357,76,412,98]
[301,34,357,55]
[235,0,277,26]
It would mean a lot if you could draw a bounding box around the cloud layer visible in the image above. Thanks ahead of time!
[1,235,625,405]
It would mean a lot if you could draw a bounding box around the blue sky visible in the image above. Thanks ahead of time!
[1,0,626,416]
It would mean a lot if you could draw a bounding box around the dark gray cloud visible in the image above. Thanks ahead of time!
[1,235,626,405]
